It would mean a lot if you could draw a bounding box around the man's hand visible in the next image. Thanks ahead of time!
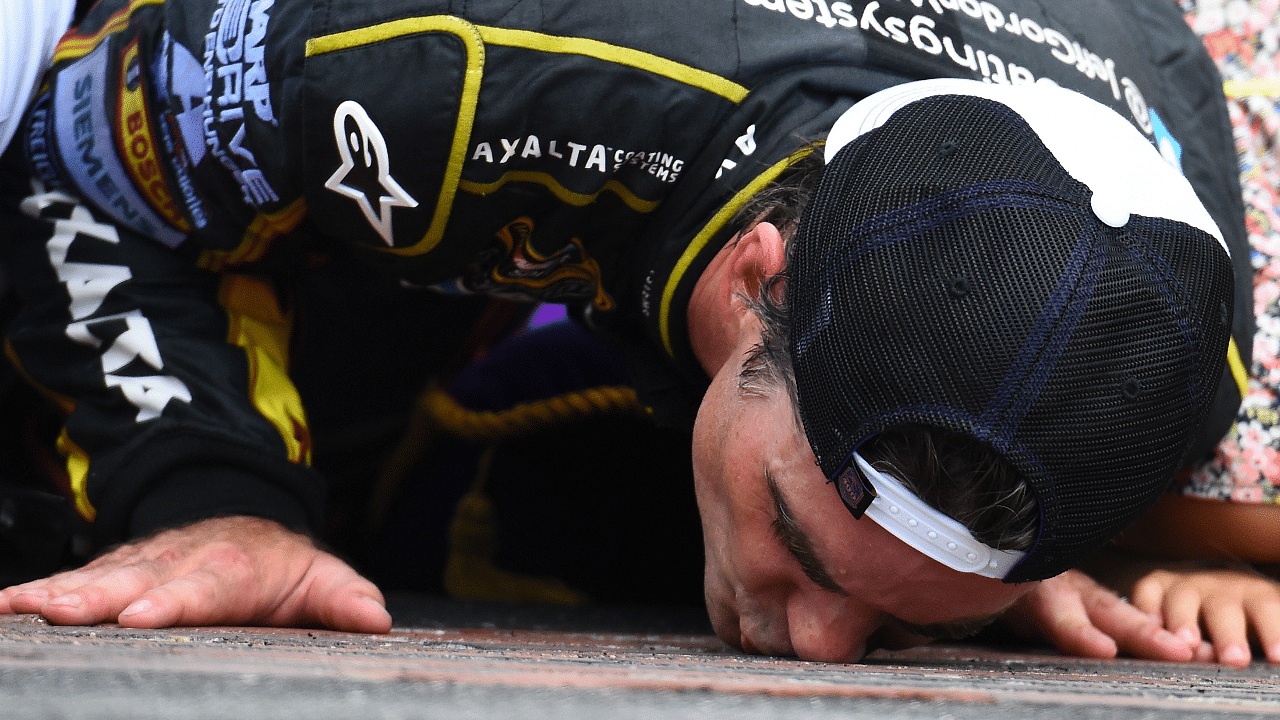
[1129,564,1280,668]
[1001,569,1202,662]
[0,516,392,633]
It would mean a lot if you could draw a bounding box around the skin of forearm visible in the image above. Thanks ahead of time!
[1114,493,1280,565]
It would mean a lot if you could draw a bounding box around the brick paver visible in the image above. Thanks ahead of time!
[3,614,1278,719]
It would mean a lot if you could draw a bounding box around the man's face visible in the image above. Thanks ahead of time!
[691,336,1037,662]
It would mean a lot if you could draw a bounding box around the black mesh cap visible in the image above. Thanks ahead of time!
[788,92,1234,583]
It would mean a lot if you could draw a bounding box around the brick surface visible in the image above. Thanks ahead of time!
[3,614,1279,719]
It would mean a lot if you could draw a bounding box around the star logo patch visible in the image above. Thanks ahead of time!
[324,100,417,246]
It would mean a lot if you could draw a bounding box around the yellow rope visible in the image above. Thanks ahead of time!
[443,444,587,605]
[366,382,644,532]
[421,384,643,441]
[422,385,647,606]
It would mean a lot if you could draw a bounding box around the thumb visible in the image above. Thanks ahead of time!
[1014,577,1119,659]
[324,587,393,634]
[288,553,393,633]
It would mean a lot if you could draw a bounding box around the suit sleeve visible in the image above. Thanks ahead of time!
[1,169,322,544]
[0,0,329,544]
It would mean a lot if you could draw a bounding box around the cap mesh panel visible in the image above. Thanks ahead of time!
[789,96,1234,581]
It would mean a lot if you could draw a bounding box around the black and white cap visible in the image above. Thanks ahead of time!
[789,79,1234,583]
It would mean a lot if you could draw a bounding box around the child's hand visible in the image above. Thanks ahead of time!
[1129,563,1280,668]
[1002,569,1197,662]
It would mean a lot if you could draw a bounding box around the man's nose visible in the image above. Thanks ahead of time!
[785,591,877,663]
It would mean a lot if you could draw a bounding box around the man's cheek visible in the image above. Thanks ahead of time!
[702,572,743,649]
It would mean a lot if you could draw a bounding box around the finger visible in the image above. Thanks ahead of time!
[1128,570,1172,617]
[5,570,106,614]
[317,584,393,634]
[0,578,48,601]
[1161,583,1204,648]
[3,545,168,618]
[117,540,270,628]
[117,571,229,628]
[114,547,384,632]
[4,588,53,614]
[1202,598,1251,668]
[1021,582,1119,658]
[3,569,94,606]
[1192,640,1216,664]
[38,562,168,626]
[1084,593,1194,663]
[1244,595,1280,663]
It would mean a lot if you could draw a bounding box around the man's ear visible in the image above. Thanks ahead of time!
[727,222,787,304]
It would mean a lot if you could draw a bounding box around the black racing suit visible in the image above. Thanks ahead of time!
[0,0,1249,543]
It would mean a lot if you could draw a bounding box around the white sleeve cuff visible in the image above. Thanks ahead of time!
[0,0,76,154]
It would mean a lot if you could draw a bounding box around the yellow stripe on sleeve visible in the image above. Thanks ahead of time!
[458,173,661,213]
[52,0,165,64]
[56,430,96,523]
[475,26,748,103]
[218,275,311,465]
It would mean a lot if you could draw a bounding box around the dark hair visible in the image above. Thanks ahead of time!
[859,427,1037,551]
[735,144,1039,552]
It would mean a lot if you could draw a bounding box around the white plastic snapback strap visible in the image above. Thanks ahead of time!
[854,453,1025,580]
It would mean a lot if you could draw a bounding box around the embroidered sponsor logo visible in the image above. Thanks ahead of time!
[739,0,1156,140]
[325,100,418,246]
[151,33,209,227]
[52,43,186,247]
[155,32,209,166]
[213,0,274,124]
[203,0,279,207]
[640,271,655,318]
[155,113,209,229]
[717,124,758,179]
[23,92,64,190]
[470,134,685,184]
[22,187,192,422]
[117,40,191,234]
